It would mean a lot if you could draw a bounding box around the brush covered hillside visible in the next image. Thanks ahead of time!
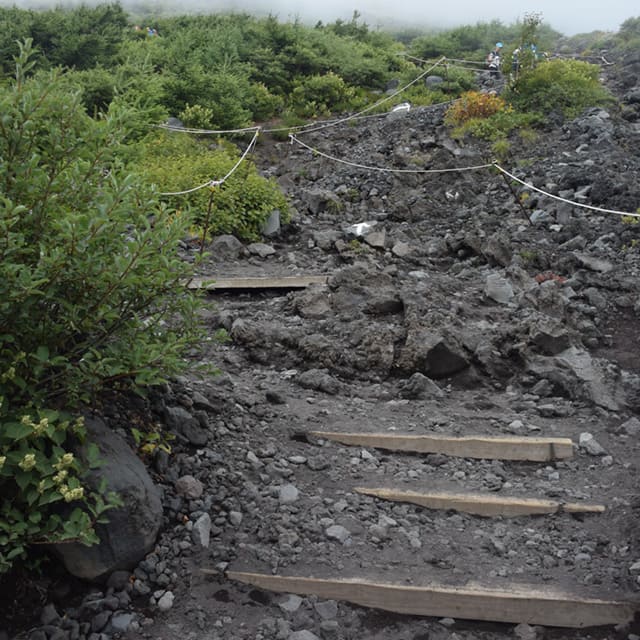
[1,5,640,640]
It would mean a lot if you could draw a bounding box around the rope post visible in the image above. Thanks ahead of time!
[494,162,531,225]
[200,183,216,256]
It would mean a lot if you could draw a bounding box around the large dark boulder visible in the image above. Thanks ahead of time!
[53,417,162,581]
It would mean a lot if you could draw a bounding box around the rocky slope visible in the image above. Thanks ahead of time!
[4,53,640,640]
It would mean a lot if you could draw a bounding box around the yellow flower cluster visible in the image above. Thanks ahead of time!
[53,453,74,471]
[60,486,84,502]
[18,453,36,471]
[21,414,49,436]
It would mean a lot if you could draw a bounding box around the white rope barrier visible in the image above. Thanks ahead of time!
[493,163,640,218]
[289,133,494,174]
[275,57,447,136]
[262,111,389,134]
[159,128,261,196]
[264,97,457,135]
[284,135,640,219]
[155,123,261,135]
[160,179,221,196]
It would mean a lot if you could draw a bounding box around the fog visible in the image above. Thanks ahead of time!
[216,0,636,36]
[6,0,638,35]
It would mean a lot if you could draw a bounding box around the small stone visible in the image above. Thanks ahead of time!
[485,273,514,304]
[319,619,339,633]
[278,484,300,504]
[620,417,640,436]
[175,475,204,499]
[278,594,303,613]
[513,622,538,640]
[40,603,61,626]
[508,420,524,432]
[156,591,174,611]
[579,432,606,456]
[288,631,321,640]
[307,456,329,471]
[246,451,263,468]
[91,610,112,633]
[325,525,350,543]
[229,511,243,526]
[439,617,456,627]
[314,600,338,620]
[106,570,131,591]
[191,513,211,548]
[628,561,640,574]
[369,524,389,540]
[109,613,135,633]
[133,579,150,596]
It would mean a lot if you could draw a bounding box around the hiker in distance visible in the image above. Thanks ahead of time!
[487,41,503,77]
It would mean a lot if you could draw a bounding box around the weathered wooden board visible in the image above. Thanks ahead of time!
[311,431,573,461]
[188,275,328,290]
[226,572,636,628]
[354,487,605,517]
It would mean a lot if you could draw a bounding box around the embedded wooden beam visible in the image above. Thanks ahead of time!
[354,487,605,518]
[188,275,328,290]
[226,572,637,628]
[310,431,573,461]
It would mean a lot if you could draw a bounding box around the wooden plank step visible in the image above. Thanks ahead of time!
[311,431,573,461]
[188,275,328,290]
[226,571,637,628]
[354,487,605,518]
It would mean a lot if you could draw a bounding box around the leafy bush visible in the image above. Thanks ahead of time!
[443,89,542,145]
[0,412,121,574]
[29,3,128,70]
[457,108,542,141]
[290,72,357,117]
[0,41,200,572]
[179,103,215,129]
[444,90,507,125]
[504,58,613,118]
[134,131,289,240]
[613,16,640,53]
[248,81,284,121]
[161,65,253,130]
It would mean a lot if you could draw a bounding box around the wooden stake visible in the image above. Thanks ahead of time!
[188,275,328,290]
[311,431,573,461]
[226,572,636,628]
[354,487,605,518]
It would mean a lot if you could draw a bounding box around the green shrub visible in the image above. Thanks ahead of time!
[445,90,507,125]
[0,412,121,574]
[248,81,284,121]
[505,58,613,118]
[290,71,357,117]
[135,131,289,240]
[459,108,542,141]
[179,103,215,129]
[0,41,200,572]
[64,67,117,115]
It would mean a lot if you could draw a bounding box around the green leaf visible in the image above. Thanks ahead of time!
[14,471,32,491]
[86,443,102,469]
[2,421,32,440]
[35,346,49,362]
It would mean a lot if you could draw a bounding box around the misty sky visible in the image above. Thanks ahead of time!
[7,0,638,35]
[212,0,636,35]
